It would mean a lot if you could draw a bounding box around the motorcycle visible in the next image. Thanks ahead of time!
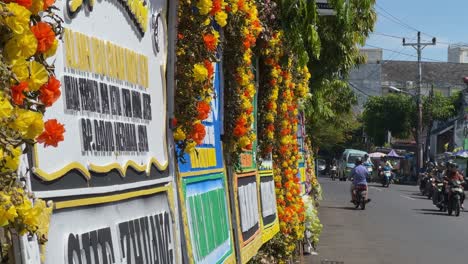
[353,185,368,210]
[431,179,445,211]
[330,165,337,181]
[447,180,463,217]
[419,173,431,196]
[380,166,392,187]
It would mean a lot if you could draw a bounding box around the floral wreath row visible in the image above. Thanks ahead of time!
[222,0,261,165]
[0,0,65,254]
[173,0,228,160]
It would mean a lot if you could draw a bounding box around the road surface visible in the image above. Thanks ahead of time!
[306,176,468,264]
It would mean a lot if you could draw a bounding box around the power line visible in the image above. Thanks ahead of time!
[375,3,432,36]
[371,32,452,46]
[348,81,372,97]
[375,4,443,41]
[364,44,445,62]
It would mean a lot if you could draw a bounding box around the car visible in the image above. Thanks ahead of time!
[338,149,368,181]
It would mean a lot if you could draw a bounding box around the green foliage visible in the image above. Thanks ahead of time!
[304,0,377,151]
[363,92,462,146]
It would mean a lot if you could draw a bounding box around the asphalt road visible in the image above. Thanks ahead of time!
[306,176,468,264]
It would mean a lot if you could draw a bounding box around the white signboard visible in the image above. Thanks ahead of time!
[316,0,336,16]
[35,0,168,182]
[45,193,175,264]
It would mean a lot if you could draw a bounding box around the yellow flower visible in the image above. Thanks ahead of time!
[2,3,31,35]
[241,98,252,110]
[44,39,59,58]
[185,140,197,154]
[27,61,49,91]
[4,147,21,171]
[0,194,17,226]
[265,113,274,122]
[193,63,208,82]
[0,93,13,119]
[204,18,211,26]
[173,127,186,141]
[215,11,228,27]
[238,136,251,148]
[10,109,44,139]
[197,0,212,15]
[4,32,38,61]
[35,199,52,243]
[10,59,29,81]
[267,131,274,140]
[29,0,44,14]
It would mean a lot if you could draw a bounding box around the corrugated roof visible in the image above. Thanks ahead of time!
[382,61,468,88]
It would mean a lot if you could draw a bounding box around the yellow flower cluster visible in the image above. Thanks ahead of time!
[0,0,61,244]
[0,188,52,237]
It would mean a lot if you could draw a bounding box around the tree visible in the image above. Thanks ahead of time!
[363,91,462,146]
[304,0,377,152]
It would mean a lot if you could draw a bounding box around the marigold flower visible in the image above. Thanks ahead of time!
[43,0,55,9]
[31,22,56,53]
[11,82,29,105]
[197,100,211,120]
[0,93,13,119]
[44,38,58,58]
[173,127,186,141]
[210,0,222,15]
[4,32,38,61]
[196,0,212,15]
[190,122,206,145]
[27,61,49,91]
[192,63,208,82]
[3,3,31,34]
[29,0,44,14]
[11,109,44,139]
[39,76,61,107]
[215,11,227,27]
[36,119,65,147]
[12,0,32,8]
[203,34,218,51]
[204,60,214,79]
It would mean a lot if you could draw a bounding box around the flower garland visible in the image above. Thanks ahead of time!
[257,30,282,158]
[174,0,228,160]
[222,0,261,165]
[0,0,63,252]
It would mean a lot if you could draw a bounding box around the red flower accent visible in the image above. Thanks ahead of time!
[11,82,29,105]
[197,100,211,120]
[39,76,61,107]
[37,119,65,147]
[30,22,56,53]
[190,123,206,145]
[203,34,217,52]
[204,60,214,79]
[210,0,222,15]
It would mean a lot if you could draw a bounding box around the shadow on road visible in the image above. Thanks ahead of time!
[321,206,361,211]
[413,208,447,216]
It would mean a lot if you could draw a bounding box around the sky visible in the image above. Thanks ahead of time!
[365,0,468,62]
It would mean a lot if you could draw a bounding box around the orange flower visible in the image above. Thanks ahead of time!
[30,22,56,53]
[11,82,29,105]
[39,76,61,107]
[43,0,55,9]
[204,60,214,79]
[233,124,247,137]
[210,0,222,15]
[203,34,217,51]
[9,0,32,8]
[190,123,206,145]
[37,119,65,147]
[245,143,252,150]
[197,100,211,120]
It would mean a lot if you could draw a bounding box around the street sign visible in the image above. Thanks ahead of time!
[316,0,336,16]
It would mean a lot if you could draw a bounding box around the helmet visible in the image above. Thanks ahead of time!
[355,157,363,165]
[364,154,369,159]
[447,160,456,168]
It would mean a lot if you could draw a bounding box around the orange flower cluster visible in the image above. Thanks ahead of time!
[31,22,56,53]
[37,119,65,147]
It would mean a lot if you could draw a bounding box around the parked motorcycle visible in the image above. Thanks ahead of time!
[330,166,337,181]
[353,185,368,210]
[446,180,463,216]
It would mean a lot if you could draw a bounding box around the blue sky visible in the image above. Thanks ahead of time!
[365,0,468,62]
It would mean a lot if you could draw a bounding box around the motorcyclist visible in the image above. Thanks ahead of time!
[350,157,370,203]
[444,161,465,209]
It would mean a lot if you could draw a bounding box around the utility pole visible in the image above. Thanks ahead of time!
[402,32,436,175]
